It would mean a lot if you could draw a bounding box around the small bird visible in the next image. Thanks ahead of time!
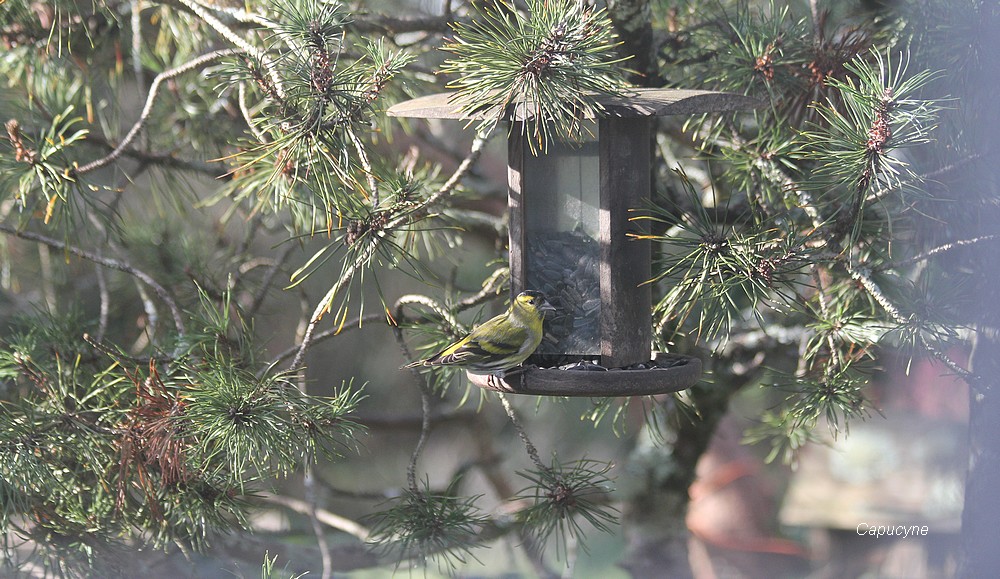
[403,290,556,384]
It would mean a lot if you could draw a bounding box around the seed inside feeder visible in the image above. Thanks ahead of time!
[526,230,601,367]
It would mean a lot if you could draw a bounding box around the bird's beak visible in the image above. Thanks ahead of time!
[540,300,556,314]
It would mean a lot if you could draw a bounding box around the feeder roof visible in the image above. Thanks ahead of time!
[387,88,760,120]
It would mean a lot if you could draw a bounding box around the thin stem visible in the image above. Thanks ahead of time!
[392,298,434,494]
[497,392,546,472]
[248,243,297,317]
[267,313,384,374]
[808,0,821,41]
[131,0,146,94]
[174,0,285,98]
[425,133,489,208]
[812,268,841,370]
[865,153,985,204]
[291,257,365,370]
[175,0,259,53]
[238,81,269,143]
[350,130,378,206]
[0,224,185,336]
[95,262,110,342]
[305,465,333,579]
[193,0,275,29]
[75,49,241,175]
[86,134,223,176]
[395,294,460,331]
[133,279,158,347]
[457,268,508,309]
[407,386,432,494]
[37,244,56,314]
[290,294,332,579]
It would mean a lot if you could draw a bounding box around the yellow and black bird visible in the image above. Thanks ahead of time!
[404,290,555,382]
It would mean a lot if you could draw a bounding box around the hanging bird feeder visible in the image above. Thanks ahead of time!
[389,88,758,396]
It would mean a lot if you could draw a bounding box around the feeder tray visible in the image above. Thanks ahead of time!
[466,353,702,397]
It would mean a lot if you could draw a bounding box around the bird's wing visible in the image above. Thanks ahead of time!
[425,316,528,367]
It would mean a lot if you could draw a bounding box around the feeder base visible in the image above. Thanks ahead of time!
[467,353,701,397]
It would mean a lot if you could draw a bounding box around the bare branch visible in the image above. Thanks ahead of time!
[846,262,973,380]
[305,466,333,579]
[0,224,186,336]
[238,81,270,143]
[85,134,224,176]
[258,493,371,541]
[75,49,242,175]
[426,133,489,207]
[877,234,1000,272]
[173,0,286,98]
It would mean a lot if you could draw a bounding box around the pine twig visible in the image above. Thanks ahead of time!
[266,313,385,375]
[189,0,275,29]
[305,465,333,579]
[95,262,110,341]
[408,386,433,494]
[389,295,437,494]
[238,81,269,143]
[174,0,285,97]
[247,243,297,317]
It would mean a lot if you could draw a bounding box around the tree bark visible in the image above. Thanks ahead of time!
[958,3,1000,576]
[962,333,1000,578]
[606,0,662,86]
[619,378,740,578]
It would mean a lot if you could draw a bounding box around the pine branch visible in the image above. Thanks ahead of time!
[287,134,490,370]
[173,0,285,97]
[85,134,224,176]
[305,465,333,579]
[238,81,269,143]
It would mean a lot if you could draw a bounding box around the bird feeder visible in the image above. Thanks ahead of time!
[388,89,758,396]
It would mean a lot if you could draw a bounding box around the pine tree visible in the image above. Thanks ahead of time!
[0,0,993,576]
